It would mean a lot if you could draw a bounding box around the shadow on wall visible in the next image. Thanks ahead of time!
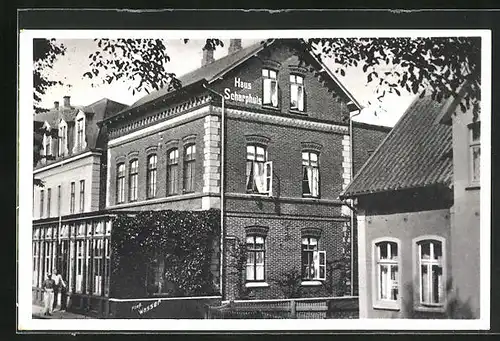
[397,278,475,319]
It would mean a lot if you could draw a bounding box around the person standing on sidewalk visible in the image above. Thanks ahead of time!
[42,273,55,316]
[51,268,66,312]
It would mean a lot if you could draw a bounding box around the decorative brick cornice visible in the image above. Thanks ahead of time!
[245,134,270,146]
[219,107,348,134]
[245,225,269,236]
[115,155,126,164]
[108,95,211,139]
[301,227,323,238]
[301,142,323,152]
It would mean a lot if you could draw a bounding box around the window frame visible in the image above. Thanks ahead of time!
[166,148,179,196]
[116,163,126,204]
[245,235,266,283]
[371,237,402,311]
[290,74,305,112]
[262,68,279,109]
[58,122,68,157]
[40,190,45,218]
[128,159,139,202]
[468,122,481,186]
[47,188,51,218]
[70,182,75,214]
[183,144,196,194]
[76,118,84,149]
[412,235,447,312]
[79,180,85,213]
[302,150,320,198]
[246,144,273,196]
[146,154,158,199]
[301,236,326,282]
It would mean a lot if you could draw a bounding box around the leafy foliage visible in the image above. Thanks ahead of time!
[307,37,481,119]
[110,209,220,298]
[83,39,223,96]
[33,39,66,113]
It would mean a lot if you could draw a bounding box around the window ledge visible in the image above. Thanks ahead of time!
[300,280,323,286]
[245,282,269,288]
[289,109,307,115]
[373,301,400,311]
[414,305,446,313]
[262,105,280,111]
[466,184,480,191]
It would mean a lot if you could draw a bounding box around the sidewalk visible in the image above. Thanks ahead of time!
[32,305,92,319]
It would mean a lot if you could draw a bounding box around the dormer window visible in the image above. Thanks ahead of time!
[43,134,52,158]
[73,111,87,153]
[58,121,68,157]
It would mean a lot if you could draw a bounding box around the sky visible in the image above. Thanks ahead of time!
[39,38,416,127]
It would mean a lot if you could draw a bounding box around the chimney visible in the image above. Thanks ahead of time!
[54,101,59,110]
[228,39,242,54]
[202,44,215,67]
[63,95,71,108]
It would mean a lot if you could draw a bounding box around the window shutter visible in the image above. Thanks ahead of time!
[318,251,326,280]
[264,161,273,196]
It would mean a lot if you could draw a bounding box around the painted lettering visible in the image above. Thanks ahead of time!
[223,87,263,106]
[234,77,252,90]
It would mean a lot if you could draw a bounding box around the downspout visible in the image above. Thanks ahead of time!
[202,83,225,299]
[348,106,361,297]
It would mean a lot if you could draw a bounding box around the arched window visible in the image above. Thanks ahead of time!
[246,235,266,282]
[183,144,196,193]
[372,238,401,310]
[246,144,272,194]
[414,236,446,308]
[147,154,158,198]
[116,163,125,204]
[166,149,179,195]
[302,151,320,197]
[128,159,138,202]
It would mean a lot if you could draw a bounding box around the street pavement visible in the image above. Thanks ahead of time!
[32,305,92,319]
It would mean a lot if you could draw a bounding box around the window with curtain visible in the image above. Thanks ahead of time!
[167,149,179,195]
[246,235,266,282]
[290,74,304,111]
[301,237,326,281]
[302,151,319,197]
[116,163,125,203]
[147,155,158,198]
[183,144,196,193]
[246,144,272,195]
[129,159,138,201]
[417,238,445,307]
[262,69,278,107]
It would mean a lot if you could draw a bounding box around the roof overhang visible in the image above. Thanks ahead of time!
[434,81,470,125]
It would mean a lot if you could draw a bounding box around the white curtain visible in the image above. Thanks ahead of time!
[254,162,266,193]
[307,167,319,196]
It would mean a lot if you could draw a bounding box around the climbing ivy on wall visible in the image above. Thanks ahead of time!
[110,209,220,298]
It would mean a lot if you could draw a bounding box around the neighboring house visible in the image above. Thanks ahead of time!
[341,91,480,319]
[31,97,127,307]
[100,38,390,302]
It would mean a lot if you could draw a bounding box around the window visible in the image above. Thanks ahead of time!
[79,180,85,213]
[469,123,480,184]
[40,190,44,218]
[70,182,75,214]
[246,235,266,282]
[76,118,84,149]
[167,149,179,195]
[183,145,196,193]
[116,163,125,203]
[262,69,278,107]
[57,185,61,216]
[129,160,138,201]
[373,239,400,309]
[44,135,52,157]
[47,188,51,218]
[147,155,158,198]
[415,238,445,308]
[58,124,67,157]
[93,238,103,295]
[290,74,304,111]
[301,237,326,281]
[302,151,320,197]
[246,144,272,195]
